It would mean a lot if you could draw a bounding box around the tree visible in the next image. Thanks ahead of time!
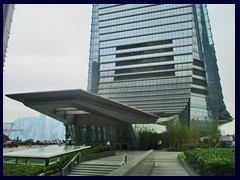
[166,120,201,150]
[3,134,10,142]
[203,118,221,148]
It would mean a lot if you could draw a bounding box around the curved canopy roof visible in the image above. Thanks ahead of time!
[6,89,159,125]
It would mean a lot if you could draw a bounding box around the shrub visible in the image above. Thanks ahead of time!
[184,148,235,176]
[81,145,110,155]
[3,164,46,176]
[178,152,186,160]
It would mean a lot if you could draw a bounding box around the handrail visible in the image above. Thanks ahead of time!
[121,153,127,166]
[61,152,81,176]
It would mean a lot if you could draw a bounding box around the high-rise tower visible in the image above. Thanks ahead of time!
[88,4,232,126]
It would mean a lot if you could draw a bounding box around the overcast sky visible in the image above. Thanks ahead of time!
[3,4,235,134]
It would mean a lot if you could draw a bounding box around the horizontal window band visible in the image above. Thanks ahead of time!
[100,20,192,35]
[192,78,207,87]
[99,12,192,28]
[116,39,172,51]
[193,59,205,67]
[99,4,122,10]
[116,56,174,66]
[99,5,192,22]
[100,28,192,43]
[116,47,173,58]
[99,4,156,15]
[114,71,175,81]
[115,64,174,74]
[193,68,206,77]
[191,88,209,95]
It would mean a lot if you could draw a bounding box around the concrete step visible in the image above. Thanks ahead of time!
[67,163,120,176]
[73,167,117,171]
[73,165,119,170]
[78,163,121,167]
[68,171,109,176]
[71,169,114,173]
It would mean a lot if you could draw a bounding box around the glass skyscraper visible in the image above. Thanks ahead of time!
[88,4,232,127]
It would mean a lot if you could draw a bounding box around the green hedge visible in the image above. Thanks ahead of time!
[3,164,46,176]
[184,148,235,176]
[81,145,110,155]
[3,152,77,176]
[3,145,110,176]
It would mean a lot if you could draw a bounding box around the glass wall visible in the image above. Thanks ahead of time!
[86,4,232,145]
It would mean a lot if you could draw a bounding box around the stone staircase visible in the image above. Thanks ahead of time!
[67,163,121,176]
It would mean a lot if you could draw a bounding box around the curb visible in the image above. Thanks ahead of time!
[178,156,200,176]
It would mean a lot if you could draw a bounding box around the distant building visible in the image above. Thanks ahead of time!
[3,4,15,68]
[4,114,65,141]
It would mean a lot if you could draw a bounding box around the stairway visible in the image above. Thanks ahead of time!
[67,164,121,176]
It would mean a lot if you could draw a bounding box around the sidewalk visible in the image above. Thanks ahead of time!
[80,150,190,176]
[150,150,189,176]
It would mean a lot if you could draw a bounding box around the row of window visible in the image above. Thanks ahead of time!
[175,70,192,76]
[114,71,176,81]
[99,56,193,74]
[115,64,174,74]
[175,62,192,69]
[115,56,174,67]
[191,88,208,95]
[193,78,207,87]
[98,77,192,90]
[100,14,193,34]
[125,98,188,106]
[101,43,172,56]
[193,68,206,77]
[117,39,172,51]
[137,104,187,110]
[191,84,208,90]
[99,4,192,22]
[193,74,207,81]
[193,59,205,68]
[99,80,191,90]
[100,21,193,41]
[100,29,192,48]
[112,93,190,103]
[99,7,192,28]
[98,86,190,98]
[103,88,191,99]
[116,47,174,58]
[100,49,193,65]
[100,38,193,57]
[99,4,154,15]
[98,4,119,9]
[110,67,193,77]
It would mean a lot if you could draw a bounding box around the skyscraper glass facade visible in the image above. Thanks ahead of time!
[88,4,232,127]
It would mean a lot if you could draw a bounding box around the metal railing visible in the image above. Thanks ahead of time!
[61,152,81,176]
[121,153,127,166]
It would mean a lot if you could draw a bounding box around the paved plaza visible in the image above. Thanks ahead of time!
[74,150,190,176]
[3,146,190,176]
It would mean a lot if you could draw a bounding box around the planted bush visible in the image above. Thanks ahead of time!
[184,148,235,176]
[3,152,77,176]
[81,145,110,155]
[3,164,46,176]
